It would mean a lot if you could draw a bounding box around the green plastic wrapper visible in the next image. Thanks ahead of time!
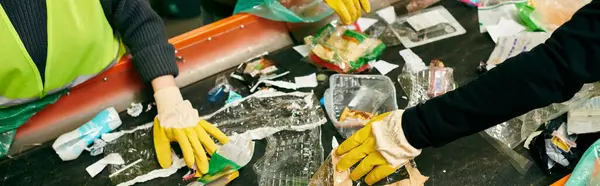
[0,91,64,157]
[233,0,333,22]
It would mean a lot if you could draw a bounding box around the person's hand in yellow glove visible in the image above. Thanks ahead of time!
[153,86,229,176]
[335,110,421,185]
[325,0,371,24]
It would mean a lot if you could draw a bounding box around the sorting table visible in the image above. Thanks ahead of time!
[0,1,561,185]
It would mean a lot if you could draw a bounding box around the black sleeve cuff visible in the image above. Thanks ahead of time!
[131,44,179,82]
[402,107,431,149]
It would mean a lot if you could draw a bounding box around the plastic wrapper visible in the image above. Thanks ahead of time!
[304,23,386,73]
[309,151,427,186]
[526,0,591,32]
[324,75,398,138]
[388,6,466,48]
[203,90,327,140]
[485,32,551,70]
[233,0,333,22]
[566,139,600,186]
[397,60,457,108]
[253,128,324,186]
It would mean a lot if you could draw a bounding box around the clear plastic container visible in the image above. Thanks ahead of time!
[324,74,398,138]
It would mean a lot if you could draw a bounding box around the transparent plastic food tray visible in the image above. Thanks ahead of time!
[325,74,398,138]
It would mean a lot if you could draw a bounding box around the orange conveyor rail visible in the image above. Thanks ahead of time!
[10,14,293,154]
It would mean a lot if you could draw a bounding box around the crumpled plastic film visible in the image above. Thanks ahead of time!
[486,83,600,149]
[309,151,427,186]
[253,127,324,186]
[397,65,457,108]
[203,91,327,140]
[483,83,600,174]
[233,0,333,23]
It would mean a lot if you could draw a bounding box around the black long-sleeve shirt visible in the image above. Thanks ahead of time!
[402,0,600,149]
[0,0,178,83]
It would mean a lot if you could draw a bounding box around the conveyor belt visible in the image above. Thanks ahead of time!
[0,1,562,185]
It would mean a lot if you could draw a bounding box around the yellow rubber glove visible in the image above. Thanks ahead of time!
[325,0,371,24]
[335,111,421,185]
[153,87,229,176]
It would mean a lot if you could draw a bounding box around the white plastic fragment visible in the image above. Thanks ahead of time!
[356,18,378,31]
[332,138,339,149]
[523,131,543,150]
[372,60,399,75]
[399,49,427,73]
[295,73,318,88]
[102,122,154,142]
[110,158,142,178]
[126,103,143,117]
[486,17,526,43]
[293,45,310,57]
[145,103,154,112]
[89,139,107,156]
[116,155,186,186]
[86,153,125,178]
[376,6,397,24]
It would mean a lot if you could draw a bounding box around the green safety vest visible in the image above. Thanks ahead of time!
[0,0,126,108]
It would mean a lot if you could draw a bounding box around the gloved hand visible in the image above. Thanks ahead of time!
[335,110,421,185]
[324,0,371,24]
[153,87,229,175]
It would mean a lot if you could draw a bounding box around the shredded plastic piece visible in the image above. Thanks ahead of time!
[203,90,327,140]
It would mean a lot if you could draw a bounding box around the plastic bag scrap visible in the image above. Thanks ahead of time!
[0,90,64,157]
[485,32,551,70]
[483,83,600,175]
[397,60,457,108]
[304,23,386,73]
[520,0,591,32]
[477,0,528,33]
[388,6,466,48]
[566,139,600,186]
[202,90,327,140]
[486,83,600,149]
[254,127,324,186]
[324,74,398,138]
[309,150,428,186]
[233,0,333,23]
